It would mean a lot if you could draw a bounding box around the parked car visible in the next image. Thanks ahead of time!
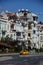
[20,50,30,55]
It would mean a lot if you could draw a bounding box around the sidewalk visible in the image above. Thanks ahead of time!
[0,53,19,57]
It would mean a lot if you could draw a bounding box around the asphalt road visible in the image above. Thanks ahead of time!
[0,54,43,65]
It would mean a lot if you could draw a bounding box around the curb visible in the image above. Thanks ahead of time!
[19,53,43,57]
[0,53,43,57]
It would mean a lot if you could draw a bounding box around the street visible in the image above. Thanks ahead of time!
[0,54,43,65]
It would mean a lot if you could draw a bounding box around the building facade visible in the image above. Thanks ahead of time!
[37,22,43,48]
[0,9,43,49]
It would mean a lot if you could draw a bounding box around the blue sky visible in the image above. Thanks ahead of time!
[0,0,43,21]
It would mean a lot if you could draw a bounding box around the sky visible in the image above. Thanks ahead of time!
[0,0,43,21]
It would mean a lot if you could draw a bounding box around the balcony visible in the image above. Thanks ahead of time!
[27,36,32,40]
[16,36,25,41]
[28,29,32,33]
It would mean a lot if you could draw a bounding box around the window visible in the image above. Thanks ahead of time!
[22,17,28,21]
[40,30,42,32]
[16,32,21,36]
[33,17,36,21]
[11,24,14,29]
[28,40,31,45]
[9,16,14,20]
[10,34,12,38]
[34,24,36,27]
[28,25,31,29]
[42,45,43,47]
[33,17,38,21]
[40,35,43,41]
[23,35,25,38]
[24,12,27,17]
[33,30,35,34]
[28,33,31,37]
[1,23,6,30]
[22,23,26,27]
[34,43,36,47]
[2,31,6,36]
[14,34,15,36]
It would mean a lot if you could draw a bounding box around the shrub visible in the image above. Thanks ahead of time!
[40,48,43,52]
[1,37,7,43]
[14,45,22,52]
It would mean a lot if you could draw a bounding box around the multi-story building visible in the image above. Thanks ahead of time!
[5,13,17,40]
[37,22,43,48]
[31,13,39,49]
[16,9,39,49]
[16,9,29,49]
[0,14,8,39]
[0,9,43,50]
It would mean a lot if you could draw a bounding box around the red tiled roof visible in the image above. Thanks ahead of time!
[0,14,3,17]
[6,13,16,16]
[40,26,43,28]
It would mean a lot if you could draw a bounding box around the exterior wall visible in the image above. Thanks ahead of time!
[16,9,29,48]
[38,23,43,48]
[31,22,38,48]
[28,22,39,49]
[28,14,38,49]
[17,9,39,49]
[1,9,43,49]
[0,17,8,38]
[39,33,43,48]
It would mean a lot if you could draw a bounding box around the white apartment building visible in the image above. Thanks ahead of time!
[27,12,39,49]
[16,9,29,48]
[37,22,43,48]
[0,13,17,40]
[0,9,43,49]
[16,9,39,49]
[0,14,8,39]
[31,21,39,49]
[6,10,39,49]
[6,13,18,41]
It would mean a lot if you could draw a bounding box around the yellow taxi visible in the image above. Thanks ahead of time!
[20,50,30,55]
